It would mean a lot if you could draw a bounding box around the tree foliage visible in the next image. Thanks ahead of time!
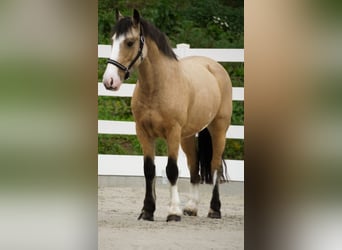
[98,0,243,48]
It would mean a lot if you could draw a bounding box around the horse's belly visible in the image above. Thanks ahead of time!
[181,86,221,137]
[181,110,216,137]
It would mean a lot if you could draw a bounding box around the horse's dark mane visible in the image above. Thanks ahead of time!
[113,17,178,60]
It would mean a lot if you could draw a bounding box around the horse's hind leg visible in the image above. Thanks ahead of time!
[136,129,156,221]
[207,119,229,219]
[181,136,200,216]
[165,125,182,222]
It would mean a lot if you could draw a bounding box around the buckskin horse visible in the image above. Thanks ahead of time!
[102,9,232,222]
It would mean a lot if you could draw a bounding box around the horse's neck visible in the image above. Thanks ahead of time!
[137,41,179,95]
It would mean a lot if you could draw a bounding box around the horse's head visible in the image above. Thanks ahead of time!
[103,9,146,91]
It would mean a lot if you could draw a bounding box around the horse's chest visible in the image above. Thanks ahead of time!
[132,91,185,138]
[135,109,170,139]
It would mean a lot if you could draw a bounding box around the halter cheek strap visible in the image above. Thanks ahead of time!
[107,27,145,80]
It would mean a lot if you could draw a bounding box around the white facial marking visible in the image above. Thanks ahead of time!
[102,34,125,91]
[110,34,125,61]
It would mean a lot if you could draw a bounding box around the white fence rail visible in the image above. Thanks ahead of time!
[98,44,244,181]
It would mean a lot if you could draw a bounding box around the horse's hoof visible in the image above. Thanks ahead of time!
[138,211,154,221]
[183,209,197,216]
[166,214,181,222]
[208,210,221,219]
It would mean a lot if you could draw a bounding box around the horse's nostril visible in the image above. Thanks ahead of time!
[109,78,113,86]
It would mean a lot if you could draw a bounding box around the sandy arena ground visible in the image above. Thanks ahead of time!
[98,176,244,250]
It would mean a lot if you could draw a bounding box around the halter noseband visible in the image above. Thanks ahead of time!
[107,27,145,80]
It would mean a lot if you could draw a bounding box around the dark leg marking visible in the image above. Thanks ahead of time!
[138,156,156,221]
[208,183,222,219]
[166,157,178,186]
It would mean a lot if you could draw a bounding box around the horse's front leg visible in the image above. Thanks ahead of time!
[165,125,182,222]
[136,128,156,221]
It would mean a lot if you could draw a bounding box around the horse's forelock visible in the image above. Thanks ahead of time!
[111,16,177,60]
[112,17,133,37]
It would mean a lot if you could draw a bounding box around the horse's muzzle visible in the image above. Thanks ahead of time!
[103,77,122,91]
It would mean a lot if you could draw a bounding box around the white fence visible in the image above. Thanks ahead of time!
[98,44,244,181]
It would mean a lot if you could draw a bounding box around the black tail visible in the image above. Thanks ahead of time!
[198,128,229,184]
[198,128,212,184]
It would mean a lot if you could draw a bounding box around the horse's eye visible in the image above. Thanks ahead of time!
[126,41,134,47]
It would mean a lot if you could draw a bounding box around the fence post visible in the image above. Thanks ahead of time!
[176,43,190,58]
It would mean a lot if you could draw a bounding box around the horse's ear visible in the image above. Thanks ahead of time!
[133,9,140,26]
[116,9,124,21]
